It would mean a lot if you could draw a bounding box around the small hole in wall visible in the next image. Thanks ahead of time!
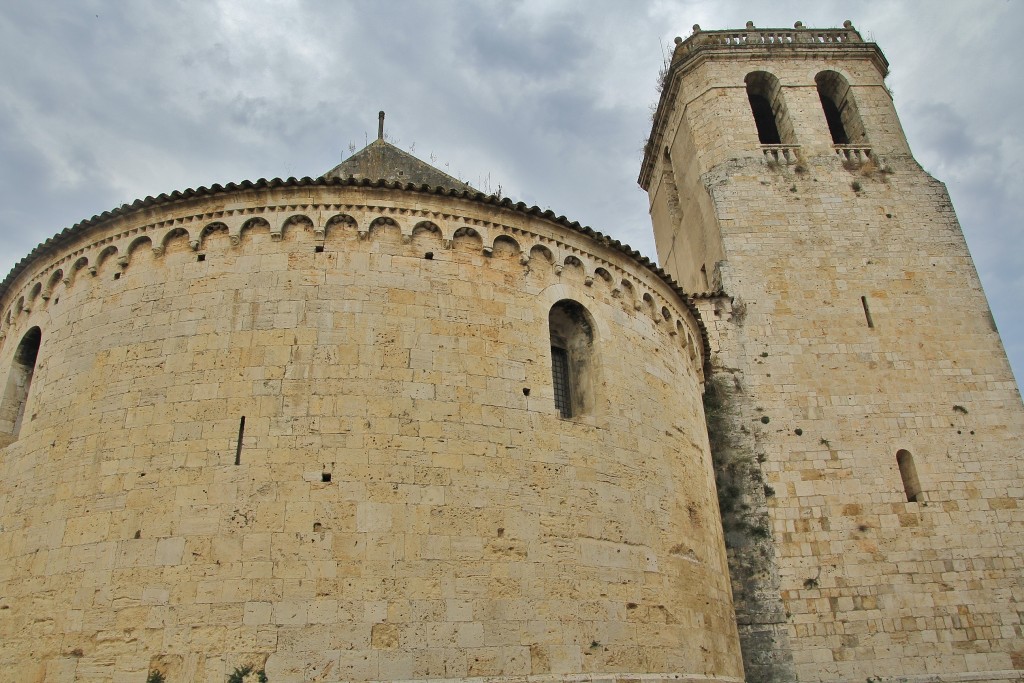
[313,522,322,532]
[197,253,206,262]
[424,252,434,260]
[54,297,59,304]
[321,472,332,482]
[113,272,121,280]
[315,245,324,253]
[522,388,530,396]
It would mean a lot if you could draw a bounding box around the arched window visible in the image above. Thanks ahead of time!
[745,71,794,145]
[896,449,922,503]
[0,327,42,441]
[815,71,867,145]
[548,300,596,418]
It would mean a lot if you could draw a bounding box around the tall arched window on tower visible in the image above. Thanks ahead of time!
[548,300,597,418]
[896,449,922,502]
[815,71,867,146]
[745,71,795,145]
[0,326,42,442]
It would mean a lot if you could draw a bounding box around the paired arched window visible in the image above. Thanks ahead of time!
[0,327,42,441]
[548,300,596,418]
[815,71,867,145]
[896,449,922,502]
[745,71,795,145]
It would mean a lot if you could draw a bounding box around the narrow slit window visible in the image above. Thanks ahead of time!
[896,449,921,502]
[235,416,246,465]
[861,296,874,328]
[551,346,572,418]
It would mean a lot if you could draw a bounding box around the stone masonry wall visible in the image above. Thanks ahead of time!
[709,149,1024,683]
[646,30,1024,683]
[0,184,743,683]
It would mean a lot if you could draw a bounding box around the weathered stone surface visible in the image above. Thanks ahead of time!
[645,23,1024,683]
[3,21,1021,683]
[0,180,737,682]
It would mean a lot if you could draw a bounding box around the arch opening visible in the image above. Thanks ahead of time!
[0,326,41,442]
[745,71,794,145]
[815,71,867,146]
[548,300,597,419]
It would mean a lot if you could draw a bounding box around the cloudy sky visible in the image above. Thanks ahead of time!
[1,1,1021,381]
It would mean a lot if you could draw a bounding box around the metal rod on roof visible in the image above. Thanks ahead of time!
[378,111,385,140]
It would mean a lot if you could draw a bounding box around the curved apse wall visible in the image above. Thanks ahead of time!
[0,179,740,683]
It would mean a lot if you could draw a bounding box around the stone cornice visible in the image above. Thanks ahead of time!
[639,22,889,190]
[0,176,713,376]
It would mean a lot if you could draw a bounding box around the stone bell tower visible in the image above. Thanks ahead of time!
[641,21,1024,683]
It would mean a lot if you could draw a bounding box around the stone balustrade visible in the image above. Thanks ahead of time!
[675,21,862,55]
[834,144,873,163]
[762,144,802,165]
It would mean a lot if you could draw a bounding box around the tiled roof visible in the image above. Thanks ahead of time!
[323,139,475,193]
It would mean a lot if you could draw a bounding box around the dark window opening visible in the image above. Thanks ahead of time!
[314,245,324,253]
[748,92,782,144]
[548,300,597,419]
[551,347,572,418]
[321,472,332,482]
[819,91,849,144]
[745,71,793,145]
[197,253,206,262]
[816,71,868,146]
[1,327,42,441]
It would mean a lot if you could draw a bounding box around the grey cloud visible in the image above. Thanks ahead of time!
[0,1,1021,380]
